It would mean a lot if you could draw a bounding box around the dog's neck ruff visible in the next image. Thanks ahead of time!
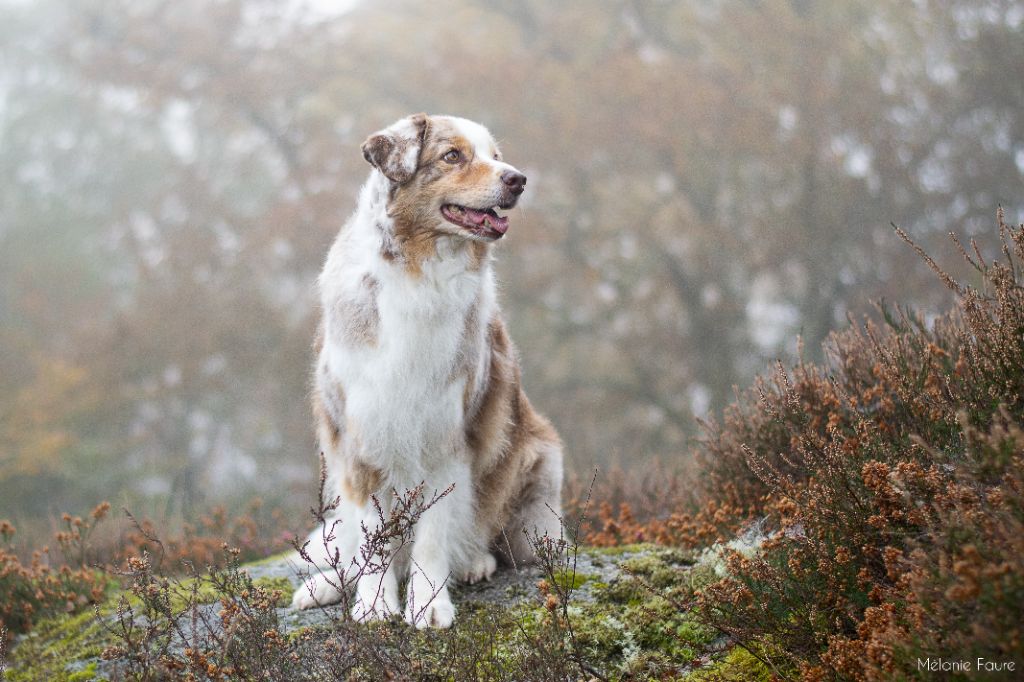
[316,169,498,476]
[355,171,492,280]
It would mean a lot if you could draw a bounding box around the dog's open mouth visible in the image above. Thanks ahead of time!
[441,204,509,239]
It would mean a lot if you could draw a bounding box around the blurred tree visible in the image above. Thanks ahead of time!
[0,0,1021,519]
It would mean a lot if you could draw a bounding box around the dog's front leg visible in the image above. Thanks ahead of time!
[404,462,472,628]
[351,497,402,622]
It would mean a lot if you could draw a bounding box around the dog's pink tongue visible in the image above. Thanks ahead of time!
[465,208,509,235]
[488,214,509,235]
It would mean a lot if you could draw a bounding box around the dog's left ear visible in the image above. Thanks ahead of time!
[361,113,429,184]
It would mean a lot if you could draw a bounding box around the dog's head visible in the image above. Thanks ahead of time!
[361,113,526,242]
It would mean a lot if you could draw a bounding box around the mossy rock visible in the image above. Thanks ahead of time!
[3,545,726,681]
[3,608,112,682]
[687,642,791,681]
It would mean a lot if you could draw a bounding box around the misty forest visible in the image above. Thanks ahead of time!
[1,1,1023,680]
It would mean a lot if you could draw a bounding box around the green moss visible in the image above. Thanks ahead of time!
[65,663,98,681]
[3,608,114,682]
[241,550,294,568]
[620,548,693,590]
[300,601,538,680]
[688,644,786,682]
[506,548,721,679]
[685,562,721,593]
[167,575,223,609]
[592,575,647,606]
[627,596,715,658]
[675,619,717,648]
[253,575,295,607]
[566,610,635,669]
[592,546,697,608]
[589,542,657,557]
[163,568,293,610]
[561,592,711,678]
[551,569,592,592]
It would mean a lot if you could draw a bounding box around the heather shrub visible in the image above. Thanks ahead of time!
[100,545,300,680]
[0,503,110,637]
[115,499,292,571]
[692,211,1024,680]
[565,465,745,550]
[844,413,1024,678]
[0,497,289,646]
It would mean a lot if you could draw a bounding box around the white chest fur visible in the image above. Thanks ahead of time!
[316,175,493,481]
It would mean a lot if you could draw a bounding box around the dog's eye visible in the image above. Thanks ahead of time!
[493,153,500,161]
[443,149,461,164]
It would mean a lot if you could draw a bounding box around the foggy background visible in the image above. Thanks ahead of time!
[1,0,1022,530]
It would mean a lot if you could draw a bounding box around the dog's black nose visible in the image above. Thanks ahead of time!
[501,170,527,194]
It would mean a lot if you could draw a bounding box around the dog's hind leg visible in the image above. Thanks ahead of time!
[461,552,498,584]
[503,437,565,566]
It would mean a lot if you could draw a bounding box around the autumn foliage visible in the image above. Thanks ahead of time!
[0,503,109,635]
[687,211,1024,679]
[0,500,291,643]
[114,501,293,570]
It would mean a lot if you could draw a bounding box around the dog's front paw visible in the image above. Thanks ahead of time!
[462,553,497,584]
[351,593,398,623]
[291,575,344,610]
[405,597,455,629]
[351,576,400,623]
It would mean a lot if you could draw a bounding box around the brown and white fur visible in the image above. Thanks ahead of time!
[291,114,563,628]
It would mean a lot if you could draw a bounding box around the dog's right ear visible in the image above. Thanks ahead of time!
[361,113,428,184]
